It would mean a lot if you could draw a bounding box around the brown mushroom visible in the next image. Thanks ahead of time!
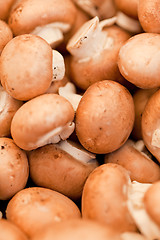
[0,20,13,54]
[6,187,81,238]
[76,80,135,154]
[114,0,138,19]
[0,0,15,21]
[11,94,75,151]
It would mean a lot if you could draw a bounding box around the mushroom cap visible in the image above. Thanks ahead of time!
[0,219,28,240]
[0,0,15,21]
[76,80,135,154]
[0,137,29,200]
[118,33,160,89]
[28,141,98,199]
[8,0,76,36]
[69,25,130,90]
[114,0,138,19]
[0,20,13,54]
[0,34,53,101]
[138,0,160,33]
[82,163,136,232]
[6,187,81,238]
[144,181,160,227]
[31,219,120,240]
[11,94,75,151]
[105,139,160,183]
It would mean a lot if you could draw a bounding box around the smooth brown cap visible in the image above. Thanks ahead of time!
[0,20,13,54]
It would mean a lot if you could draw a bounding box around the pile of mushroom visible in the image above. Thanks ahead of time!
[1,0,160,239]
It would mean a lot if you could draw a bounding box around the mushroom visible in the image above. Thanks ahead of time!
[31,219,120,240]
[75,80,135,154]
[0,20,13,54]
[67,16,131,90]
[0,0,15,21]
[0,85,23,137]
[46,75,68,94]
[82,163,137,232]
[141,89,160,163]
[138,0,160,34]
[114,0,138,19]
[121,232,147,240]
[11,94,75,151]
[29,139,98,199]
[132,88,158,140]
[8,0,77,48]
[0,34,65,101]
[6,187,81,238]
[0,219,28,240]
[0,137,29,200]
[118,33,160,89]
[105,139,160,183]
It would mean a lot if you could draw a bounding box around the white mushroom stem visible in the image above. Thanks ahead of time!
[116,12,142,34]
[67,16,117,60]
[127,181,160,239]
[52,50,65,81]
[58,82,82,111]
[57,139,96,164]
[151,129,160,148]
[31,22,71,48]
[73,0,98,17]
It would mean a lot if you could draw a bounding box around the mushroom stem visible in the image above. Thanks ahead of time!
[151,129,160,148]
[52,50,65,82]
[67,16,117,61]
[116,12,142,33]
[31,22,71,48]
[73,0,98,17]
[58,82,82,111]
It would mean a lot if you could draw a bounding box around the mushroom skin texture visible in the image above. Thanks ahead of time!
[105,139,160,183]
[0,34,53,101]
[82,163,137,233]
[67,17,131,90]
[76,80,135,154]
[0,0,15,21]
[138,0,160,33]
[114,0,138,19]
[31,219,120,240]
[144,181,160,227]
[118,33,160,89]
[28,140,98,200]
[6,187,81,238]
[11,94,75,151]
[132,88,158,140]
[0,219,28,240]
[0,20,13,54]
[141,89,160,163]
[0,137,29,200]
[0,85,23,137]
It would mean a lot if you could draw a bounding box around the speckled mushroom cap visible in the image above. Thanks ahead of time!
[105,139,160,183]
[6,187,81,238]
[138,0,160,33]
[11,94,75,151]
[0,34,53,101]
[76,80,135,154]
[114,0,138,19]
[0,20,13,54]
[0,137,29,200]
[118,33,160,89]
[8,0,76,36]
[0,0,15,21]
[0,219,28,240]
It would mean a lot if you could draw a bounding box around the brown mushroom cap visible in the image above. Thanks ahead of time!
[118,33,160,89]
[6,187,81,238]
[0,0,15,21]
[82,163,136,233]
[114,0,138,19]
[0,219,28,240]
[0,34,53,101]
[11,94,75,151]
[0,137,29,200]
[8,0,76,36]
[31,219,120,240]
[105,139,160,183]
[28,140,98,200]
[0,20,13,54]
[144,181,160,227]
[76,80,135,154]
[141,89,160,163]
[138,0,160,33]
